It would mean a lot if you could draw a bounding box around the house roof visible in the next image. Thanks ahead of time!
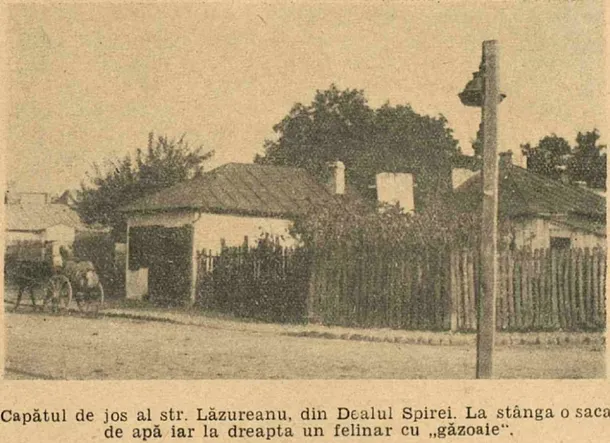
[121,163,346,218]
[552,216,606,237]
[5,203,87,232]
[454,163,606,218]
[52,190,77,206]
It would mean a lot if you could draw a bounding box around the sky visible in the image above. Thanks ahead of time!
[5,1,607,194]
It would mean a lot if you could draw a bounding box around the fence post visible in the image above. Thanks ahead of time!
[568,248,577,329]
[306,246,318,324]
[592,248,601,326]
[550,248,559,329]
[584,247,592,326]
[449,250,458,332]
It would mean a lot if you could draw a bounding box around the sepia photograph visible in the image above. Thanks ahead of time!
[3,1,606,380]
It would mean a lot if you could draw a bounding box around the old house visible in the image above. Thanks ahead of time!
[121,162,356,303]
[5,193,87,247]
[452,152,606,250]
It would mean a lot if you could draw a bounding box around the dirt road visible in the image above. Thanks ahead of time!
[4,312,605,379]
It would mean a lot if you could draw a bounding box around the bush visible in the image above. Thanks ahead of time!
[197,238,310,323]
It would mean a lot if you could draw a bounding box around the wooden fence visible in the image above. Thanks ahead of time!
[308,243,452,330]
[309,245,606,331]
[196,242,310,323]
[451,247,606,331]
[195,242,606,332]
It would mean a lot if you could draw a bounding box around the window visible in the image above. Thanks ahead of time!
[550,237,571,250]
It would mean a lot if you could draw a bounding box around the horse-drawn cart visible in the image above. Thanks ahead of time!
[5,241,104,314]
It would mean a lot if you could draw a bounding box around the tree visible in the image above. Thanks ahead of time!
[255,85,460,209]
[520,134,571,181]
[568,129,607,189]
[521,129,607,189]
[471,122,484,158]
[291,197,480,253]
[75,133,213,240]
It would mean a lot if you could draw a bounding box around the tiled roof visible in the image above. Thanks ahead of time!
[6,204,87,232]
[122,163,343,217]
[454,163,606,218]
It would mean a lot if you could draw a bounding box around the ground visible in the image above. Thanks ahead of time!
[4,311,605,380]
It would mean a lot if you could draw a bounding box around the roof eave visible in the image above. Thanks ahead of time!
[124,205,301,220]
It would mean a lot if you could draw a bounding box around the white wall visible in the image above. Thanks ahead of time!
[512,218,548,250]
[124,210,297,300]
[548,221,606,249]
[126,210,296,253]
[376,172,415,213]
[6,225,75,246]
[5,230,42,245]
[510,218,605,250]
[193,212,295,253]
[44,224,75,244]
[126,268,148,300]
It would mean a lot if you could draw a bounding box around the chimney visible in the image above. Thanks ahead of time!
[376,172,415,213]
[329,161,345,195]
[499,151,513,168]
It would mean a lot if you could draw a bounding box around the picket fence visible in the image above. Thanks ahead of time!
[196,242,606,332]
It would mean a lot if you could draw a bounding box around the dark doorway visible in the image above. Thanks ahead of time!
[129,225,193,305]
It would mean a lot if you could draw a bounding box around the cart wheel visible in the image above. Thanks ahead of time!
[77,282,104,316]
[45,275,72,313]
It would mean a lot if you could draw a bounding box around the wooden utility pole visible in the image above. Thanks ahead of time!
[476,40,500,379]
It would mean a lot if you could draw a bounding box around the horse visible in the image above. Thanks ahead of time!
[6,257,56,311]
[6,242,72,312]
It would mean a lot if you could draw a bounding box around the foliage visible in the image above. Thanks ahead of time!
[255,85,460,205]
[520,134,571,181]
[567,129,607,189]
[471,122,484,158]
[521,130,606,188]
[75,133,213,240]
[291,198,481,254]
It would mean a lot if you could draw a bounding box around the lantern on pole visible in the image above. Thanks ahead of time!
[459,70,484,107]
[459,68,506,107]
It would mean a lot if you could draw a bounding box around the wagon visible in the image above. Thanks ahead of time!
[5,241,104,314]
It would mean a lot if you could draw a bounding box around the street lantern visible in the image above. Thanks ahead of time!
[458,71,484,107]
[459,68,506,107]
